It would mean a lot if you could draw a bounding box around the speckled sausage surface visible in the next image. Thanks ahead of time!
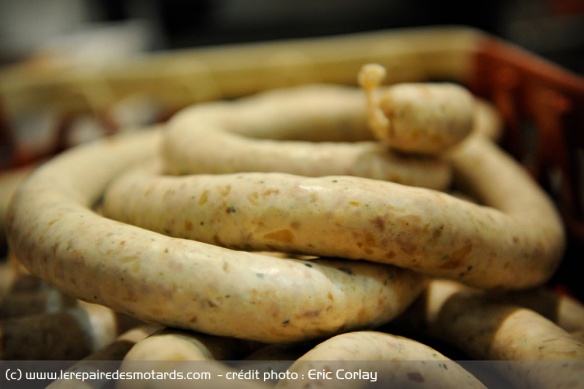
[103,134,564,289]
[388,279,584,388]
[358,63,475,154]
[99,80,564,290]
[163,85,452,190]
[6,128,426,343]
[118,329,271,389]
[6,79,566,353]
[276,331,486,389]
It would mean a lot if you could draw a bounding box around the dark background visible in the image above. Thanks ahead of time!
[1,0,583,74]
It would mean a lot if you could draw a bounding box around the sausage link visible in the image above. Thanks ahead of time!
[164,85,452,190]
[387,280,584,388]
[100,80,563,289]
[118,328,269,389]
[484,287,584,333]
[276,331,486,389]
[358,63,475,154]
[122,328,254,361]
[7,129,426,343]
[103,134,563,289]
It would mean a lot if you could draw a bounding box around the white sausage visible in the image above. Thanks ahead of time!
[118,328,269,389]
[276,331,486,389]
[103,136,564,289]
[163,85,452,190]
[388,279,584,388]
[7,129,426,342]
[358,63,475,154]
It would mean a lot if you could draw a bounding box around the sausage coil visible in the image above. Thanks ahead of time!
[7,67,565,346]
[103,82,564,289]
[7,129,425,343]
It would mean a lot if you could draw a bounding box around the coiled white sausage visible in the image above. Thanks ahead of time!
[163,85,452,190]
[7,77,565,351]
[103,84,564,289]
[7,129,426,343]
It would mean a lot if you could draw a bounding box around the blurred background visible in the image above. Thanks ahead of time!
[0,0,583,73]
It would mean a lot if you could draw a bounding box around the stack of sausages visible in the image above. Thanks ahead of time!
[3,64,583,388]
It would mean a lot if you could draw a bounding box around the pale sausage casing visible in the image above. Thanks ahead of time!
[104,85,564,289]
[6,129,426,343]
